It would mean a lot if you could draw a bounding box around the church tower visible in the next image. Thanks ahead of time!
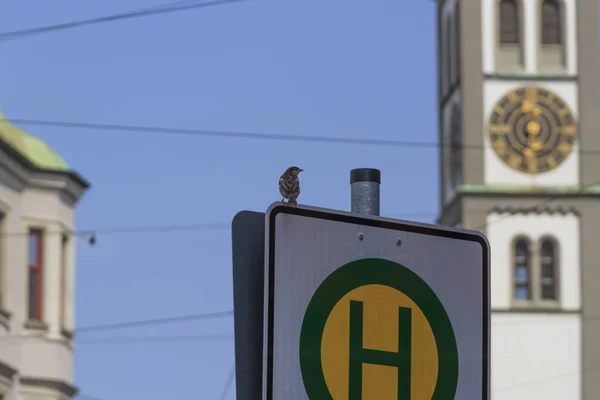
[435,0,600,399]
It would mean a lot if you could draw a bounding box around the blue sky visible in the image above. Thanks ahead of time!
[0,1,438,398]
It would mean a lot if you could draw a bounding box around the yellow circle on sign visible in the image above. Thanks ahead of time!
[320,284,439,400]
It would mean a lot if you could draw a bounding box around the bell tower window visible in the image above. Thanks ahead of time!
[541,0,562,44]
[512,235,561,307]
[513,237,531,301]
[540,237,559,300]
[539,0,565,71]
[500,0,520,44]
[496,0,524,71]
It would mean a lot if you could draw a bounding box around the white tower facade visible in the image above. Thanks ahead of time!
[435,1,600,399]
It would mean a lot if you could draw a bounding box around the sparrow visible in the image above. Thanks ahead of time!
[279,166,303,206]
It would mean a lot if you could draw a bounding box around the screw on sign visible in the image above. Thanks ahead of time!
[263,204,490,400]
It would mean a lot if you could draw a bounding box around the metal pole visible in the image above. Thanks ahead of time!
[350,168,381,216]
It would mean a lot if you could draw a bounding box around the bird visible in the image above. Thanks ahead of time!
[279,166,303,206]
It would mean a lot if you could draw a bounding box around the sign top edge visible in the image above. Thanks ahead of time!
[265,202,490,251]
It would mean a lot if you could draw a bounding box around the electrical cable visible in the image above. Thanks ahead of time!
[0,332,234,344]
[75,309,233,334]
[0,222,230,238]
[4,117,600,155]
[0,308,593,345]
[219,363,235,400]
[0,0,245,42]
[0,214,437,238]
[135,0,217,13]
[2,117,468,148]
[75,334,233,345]
[0,309,593,346]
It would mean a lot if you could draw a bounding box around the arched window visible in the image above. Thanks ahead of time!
[499,0,520,44]
[540,237,558,300]
[541,0,562,44]
[514,237,531,300]
[28,229,44,321]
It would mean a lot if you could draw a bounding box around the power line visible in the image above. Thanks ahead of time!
[75,309,233,334]
[4,117,599,155]
[76,222,230,235]
[0,222,230,238]
[219,363,235,400]
[0,310,594,346]
[0,214,438,238]
[0,308,596,344]
[0,332,234,344]
[3,117,453,148]
[75,334,233,345]
[136,0,214,13]
[0,0,245,42]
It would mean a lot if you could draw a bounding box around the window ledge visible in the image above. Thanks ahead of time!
[496,307,577,314]
[511,301,561,310]
[484,72,576,81]
[24,320,49,331]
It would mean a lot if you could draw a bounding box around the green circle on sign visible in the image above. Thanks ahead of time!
[299,258,459,400]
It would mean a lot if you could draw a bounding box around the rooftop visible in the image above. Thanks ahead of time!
[0,109,69,171]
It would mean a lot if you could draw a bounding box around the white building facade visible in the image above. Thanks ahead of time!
[436,0,600,399]
[0,112,89,399]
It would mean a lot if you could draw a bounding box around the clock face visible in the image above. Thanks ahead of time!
[488,86,577,174]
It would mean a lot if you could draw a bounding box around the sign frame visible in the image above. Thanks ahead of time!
[232,210,266,400]
[263,203,490,400]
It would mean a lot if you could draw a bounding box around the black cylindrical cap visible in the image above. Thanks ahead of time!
[350,168,381,184]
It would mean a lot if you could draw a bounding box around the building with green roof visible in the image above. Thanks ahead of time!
[0,110,89,399]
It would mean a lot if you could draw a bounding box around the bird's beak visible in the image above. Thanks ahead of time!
[299,168,304,172]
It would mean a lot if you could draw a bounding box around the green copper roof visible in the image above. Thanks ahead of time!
[0,109,68,171]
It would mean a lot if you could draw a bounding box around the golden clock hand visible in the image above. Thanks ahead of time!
[527,120,541,136]
[525,120,543,154]
[525,87,538,107]
[521,100,533,114]
[533,141,543,151]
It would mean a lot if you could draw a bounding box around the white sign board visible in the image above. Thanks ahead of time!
[263,203,490,400]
